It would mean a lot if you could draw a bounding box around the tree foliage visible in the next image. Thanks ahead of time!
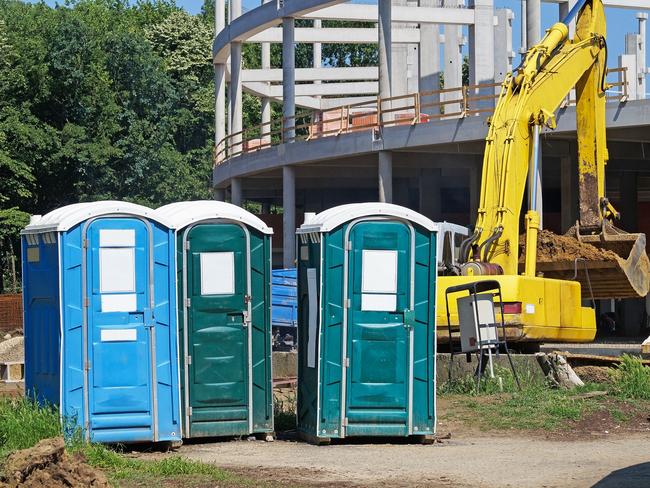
[0,0,219,290]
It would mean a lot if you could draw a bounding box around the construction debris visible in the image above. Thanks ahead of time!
[0,337,23,364]
[0,438,109,488]
[536,352,584,389]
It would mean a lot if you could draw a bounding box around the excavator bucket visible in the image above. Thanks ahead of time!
[525,226,650,300]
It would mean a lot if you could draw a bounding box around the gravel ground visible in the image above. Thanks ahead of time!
[173,433,650,488]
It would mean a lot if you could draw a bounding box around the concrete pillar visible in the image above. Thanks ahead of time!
[261,0,272,143]
[559,1,576,37]
[419,168,442,220]
[282,17,296,142]
[229,0,243,153]
[230,177,243,207]
[378,151,393,203]
[469,163,480,226]
[526,0,541,49]
[419,0,441,115]
[560,155,574,233]
[215,1,227,156]
[213,188,226,202]
[494,9,514,83]
[628,14,648,100]
[378,0,392,122]
[282,166,296,268]
[443,0,463,114]
[313,19,322,71]
[638,14,647,100]
[620,54,638,100]
[520,0,527,54]
[469,0,495,110]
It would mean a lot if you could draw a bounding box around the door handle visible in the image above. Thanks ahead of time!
[241,310,250,328]
[143,307,155,328]
[402,308,415,330]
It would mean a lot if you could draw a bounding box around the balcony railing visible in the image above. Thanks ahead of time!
[214,67,628,166]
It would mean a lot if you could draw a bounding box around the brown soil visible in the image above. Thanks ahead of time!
[551,399,650,441]
[519,229,619,263]
[0,438,109,488]
[573,365,613,384]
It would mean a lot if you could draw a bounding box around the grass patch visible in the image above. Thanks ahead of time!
[438,367,606,431]
[610,354,650,400]
[274,390,297,432]
[0,396,61,459]
[77,443,250,486]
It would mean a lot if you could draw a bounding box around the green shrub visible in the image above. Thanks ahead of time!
[0,397,61,458]
[610,354,650,400]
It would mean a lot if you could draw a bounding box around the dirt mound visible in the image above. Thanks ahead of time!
[519,229,619,263]
[573,365,613,384]
[1,438,109,488]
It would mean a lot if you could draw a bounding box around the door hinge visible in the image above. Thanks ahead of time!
[82,239,88,249]
[184,240,190,250]
[344,357,350,368]
[83,297,89,308]
[84,361,91,371]
[185,298,191,308]
[346,241,352,251]
[187,406,193,417]
[344,298,351,309]
[187,355,192,365]
[342,417,348,427]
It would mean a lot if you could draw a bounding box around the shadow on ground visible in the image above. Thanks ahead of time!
[592,462,650,488]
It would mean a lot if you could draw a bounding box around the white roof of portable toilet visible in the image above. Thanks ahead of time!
[22,201,169,235]
[155,201,273,234]
[297,203,438,234]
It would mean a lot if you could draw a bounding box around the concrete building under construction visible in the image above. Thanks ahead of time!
[212,0,650,338]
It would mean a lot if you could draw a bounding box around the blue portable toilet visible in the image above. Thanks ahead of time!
[21,201,181,444]
[272,268,297,328]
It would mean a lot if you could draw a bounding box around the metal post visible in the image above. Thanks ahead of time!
[378,151,393,203]
[282,166,296,268]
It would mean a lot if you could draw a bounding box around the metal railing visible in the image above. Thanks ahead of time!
[214,67,628,165]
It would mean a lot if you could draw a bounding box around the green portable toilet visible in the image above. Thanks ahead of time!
[296,203,438,444]
[154,201,274,439]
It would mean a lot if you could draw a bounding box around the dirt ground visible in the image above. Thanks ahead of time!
[154,395,650,488]
[173,433,650,488]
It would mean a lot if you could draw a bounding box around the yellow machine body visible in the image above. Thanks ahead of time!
[437,275,596,343]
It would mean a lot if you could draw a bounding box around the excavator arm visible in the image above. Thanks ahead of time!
[468,0,608,276]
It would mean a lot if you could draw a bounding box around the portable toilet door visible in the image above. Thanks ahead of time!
[155,201,274,439]
[21,201,181,444]
[296,203,438,443]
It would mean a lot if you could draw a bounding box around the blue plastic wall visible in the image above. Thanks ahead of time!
[272,268,297,329]
[23,219,181,444]
[23,236,61,406]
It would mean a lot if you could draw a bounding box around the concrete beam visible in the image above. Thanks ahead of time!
[242,67,378,83]
[270,81,378,97]
[304,4,476,24]
[248,27,421,44]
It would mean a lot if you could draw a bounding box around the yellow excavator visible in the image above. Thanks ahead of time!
[438,0,650,343]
